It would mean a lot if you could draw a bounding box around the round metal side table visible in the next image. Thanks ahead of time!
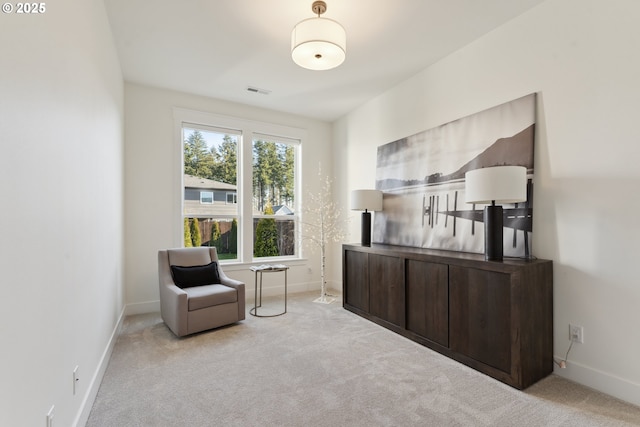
[249,265,289,317]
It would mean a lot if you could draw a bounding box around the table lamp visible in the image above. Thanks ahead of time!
[351,189,383,246]
[465,166,527,261]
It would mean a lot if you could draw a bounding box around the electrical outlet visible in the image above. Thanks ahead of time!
[73,365,79,395]
[46,405,54,427]
[569,324,584,343]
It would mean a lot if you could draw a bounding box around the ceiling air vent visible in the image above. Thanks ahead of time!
[246,86,271,95]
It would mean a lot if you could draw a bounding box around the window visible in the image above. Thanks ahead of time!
[200,191,213,204]
[182,124,239,261]
[176,109,302,263]
[252,136,297,258]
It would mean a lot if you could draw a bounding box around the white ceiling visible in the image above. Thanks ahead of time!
[104,0,545,122]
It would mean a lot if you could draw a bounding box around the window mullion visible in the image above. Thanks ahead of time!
[240,130,255,263]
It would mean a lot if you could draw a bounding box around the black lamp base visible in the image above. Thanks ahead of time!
[361,211,372,246]
[484,205,503,261]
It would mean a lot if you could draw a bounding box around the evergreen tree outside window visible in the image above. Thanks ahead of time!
[210,221,223,253]
[190,218,202,247]
[184,217,192,247]
[254,204,279,257]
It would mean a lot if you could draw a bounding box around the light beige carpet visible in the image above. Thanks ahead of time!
[86,292,640,426]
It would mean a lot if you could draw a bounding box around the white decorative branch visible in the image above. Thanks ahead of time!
[302,165,347,303]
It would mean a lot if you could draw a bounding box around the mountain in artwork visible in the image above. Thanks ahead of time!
[377,125,534,190]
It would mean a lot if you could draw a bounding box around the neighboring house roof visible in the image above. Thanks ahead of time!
[184,174,236,191]
[272,205,294,215]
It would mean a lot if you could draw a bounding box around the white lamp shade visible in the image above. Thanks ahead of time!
[291,17,346,70]
[351,189,383,211]
[465,166,527,204]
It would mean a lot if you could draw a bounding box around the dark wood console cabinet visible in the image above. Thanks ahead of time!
[343,243,553,389]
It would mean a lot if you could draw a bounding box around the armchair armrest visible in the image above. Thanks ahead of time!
[158,250,189,336]
[159,283,189,337]
[219,273,245,321]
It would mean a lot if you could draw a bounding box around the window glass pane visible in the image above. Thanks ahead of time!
[183,126,239,261]
[252,137,298,258]
[200,191,213,204]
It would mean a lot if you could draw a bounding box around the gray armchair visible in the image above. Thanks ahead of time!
[158,247,245,337]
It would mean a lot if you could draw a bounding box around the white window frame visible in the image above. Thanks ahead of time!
[226,192,237,204]
[174,108,305,265]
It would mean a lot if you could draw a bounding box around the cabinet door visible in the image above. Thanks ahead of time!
[449,266,511,373]
[344,250,369,312]
[406,260,448,347]
[369,254,404,327]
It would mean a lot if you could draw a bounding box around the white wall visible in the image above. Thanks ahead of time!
[332,0,640,407]
[124,83,333,313]
[0,0,124,426]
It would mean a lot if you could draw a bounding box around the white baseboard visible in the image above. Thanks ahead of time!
[245,280,342,302]
[554,356,640,407]
[73,306,126,427]
[125,300,160,315]
[246,281,314,300]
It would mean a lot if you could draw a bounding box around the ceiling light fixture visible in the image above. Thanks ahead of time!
[291,1,346,71]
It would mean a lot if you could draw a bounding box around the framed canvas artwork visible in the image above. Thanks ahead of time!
[373,93,536,258]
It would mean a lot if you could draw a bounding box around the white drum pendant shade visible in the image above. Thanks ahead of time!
[291,17,346,71]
